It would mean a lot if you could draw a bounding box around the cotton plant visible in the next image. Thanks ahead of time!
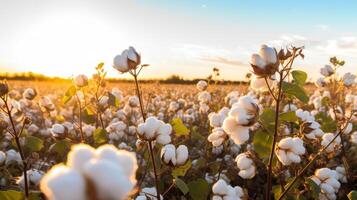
[160,144,189,167]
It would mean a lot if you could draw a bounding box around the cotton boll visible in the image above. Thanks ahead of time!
[208,127,227,147]
[18,169,44,189]
[137,187,162,200]
[223,118,250,144]
[82,124,96,137]
[176,145,189,166]
[342,72,356,86]
[276,137,305,166]
[197,80,208,91]
[66,144,95,172]
[83,159,134,200]
[320,65,334,77]
[137,117,172,143]
[321,133,341,153]
[51,124,65,137]
[212,179,228,195]
[235,153,255,179]
[5,149,22,165]
[311,168,341,200]
[40,165,86,200]
[74,75,88,87]
[23,88,37,100]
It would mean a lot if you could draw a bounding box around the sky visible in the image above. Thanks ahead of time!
[0,0,357,80]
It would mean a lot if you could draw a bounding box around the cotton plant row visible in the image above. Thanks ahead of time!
[0,45,356,200]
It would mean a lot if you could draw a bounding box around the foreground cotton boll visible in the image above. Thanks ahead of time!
[320,65,334,77]
[212,179,244,199]
[17,169,44,189]
[40,165,86,200]
[235,153,256,179]
[196,80,208,91]
[41,144,138,200]
[137,117,172,144]
[311,168,340,200]
[161,144,189,166]
[321,133,341,153]
[113,46,141,73]
[74,74,88,87]
[276,137,305,166]
[250,44,279,77]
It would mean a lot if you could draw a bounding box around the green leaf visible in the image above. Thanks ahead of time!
[49,139,71,155]
[348,191,357,200]
[25,136,44,152]
[171,118,190,136]
[108,92,120,107]
[190,126,204,141]
[172,160,191,177]
[260,108,276,131]
[280,111,298,122]
[253,130,273,159]
[175,178,189,195]
[292,70,307,85]
[0,190,23,200]
[81,108,96,124]
[187,179,209,200]
[93,128,108,145]
[321,96,330,107]
[282,82,309,103]
[315,112,337,132]
[306,178,320,199]
[62,86,77,104]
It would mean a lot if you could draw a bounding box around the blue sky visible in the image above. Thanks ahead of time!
[0,0,356,80]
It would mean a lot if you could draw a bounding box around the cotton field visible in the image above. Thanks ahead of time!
[0,45,357,200]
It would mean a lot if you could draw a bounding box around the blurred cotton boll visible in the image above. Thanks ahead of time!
[23,88,37,100]
[196,80,208,91]
[40,165,86,200]
[74,74,88,87]
[250,75,274,92]
[113,46,141,73]
[40,144,138,200]
[342,72,356,87]
[320,65,334,77]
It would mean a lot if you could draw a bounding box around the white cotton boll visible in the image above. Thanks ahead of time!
[278,137,294,149]
[156,134,171,145]
[198,91,211,103]
[351,132,357,144]
[235,153,253,170]
[276,137,305,165]
[40,165,86,200]
[197,80,208,91]
[251,54,266,69]
[238,165,256,179]
[209,113,224,128]
[224,121,250,145]
[320,65,334,77]
[113,50,129,73]
[342,72,356,86]
[74,74,88,87]
[295,109,314,122]
[157,123,172,135]
[83,159,134,200]
[51,124,65,137]
[315,168,333,180]
[276,149,291,165]
[161,144,176,165]
[144,117,160,138]
[321,133,340,153]
[5,149,22,165]
[208,128,227,147]
[99,96,109,107]
[128,96,140,107]
[335,166,347,183]
[83,124,96,137]
[212,179,228,195]
[23,88,37,100]
[250,75,273,92]
[259,44,277,64]
[176,145,189,166]
[137,187,162,200]
[66,144,95,172]
[320,183,334,194]
[18,169,44,189]
[27,124,39,134]
[0,151,6,165]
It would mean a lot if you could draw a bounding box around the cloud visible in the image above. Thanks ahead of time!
[316,24,329,31]
[199,56,248,67]
[315,36,357,55]
[269,34,307,47]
